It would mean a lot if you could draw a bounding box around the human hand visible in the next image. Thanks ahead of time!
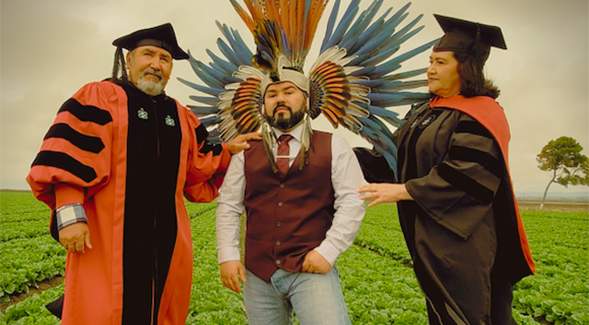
[227,132,263,154]
[59,222,92,253]
[357,183,413,207]
[302,250,331,274]
[220,260,247,293]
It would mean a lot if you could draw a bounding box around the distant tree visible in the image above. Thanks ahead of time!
[537,136,589,209]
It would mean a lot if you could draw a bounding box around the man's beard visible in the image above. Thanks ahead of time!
[137,68,165,96]
[266,106,306,130]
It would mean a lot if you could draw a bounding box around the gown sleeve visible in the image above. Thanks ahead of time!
[183,110,232,202]
[405,113,504,239]
[26,81,120,210]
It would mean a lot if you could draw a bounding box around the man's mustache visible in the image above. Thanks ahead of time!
[141,68,164,80]
[273,104,292,115]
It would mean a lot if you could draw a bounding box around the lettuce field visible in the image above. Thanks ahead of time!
[1,191,587,324]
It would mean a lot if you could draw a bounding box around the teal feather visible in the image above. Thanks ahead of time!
[382,67,428,81]
[320,0,341,52]
[230,28,254,62]
[206,49,237,74]
[358,44,400,66]
[187,57,225,89]
[177,77,223,97]
[371,39,437,78]
[217,38,244,67]
[368,105,403,127]
[215,21,252,65]
[200,115,221,128]
[322,3,359,50]
[188,105,220,116]
[368,92,430,107]
[339,0,383,50]
[188,96,221,106]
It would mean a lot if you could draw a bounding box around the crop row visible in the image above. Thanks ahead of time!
[0,236,65,303]
[2,190,587,324]
[512,211,588,324]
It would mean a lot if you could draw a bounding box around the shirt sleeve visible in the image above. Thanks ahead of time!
[315,135,367,266]
[405,113,504,239]
[183,110,232,203]
[215,151,246,264]
[26,81,120,210]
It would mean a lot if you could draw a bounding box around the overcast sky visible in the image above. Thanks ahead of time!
[1,0,588,197]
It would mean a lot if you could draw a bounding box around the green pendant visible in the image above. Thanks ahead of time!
[165,115,176,127]
[137,108,148,120]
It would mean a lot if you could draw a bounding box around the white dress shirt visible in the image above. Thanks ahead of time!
[216,124,366,266]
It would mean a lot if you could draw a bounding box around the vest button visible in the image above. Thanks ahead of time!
[276,260,281,265]
[276,240,281,246]
[278,202,283,207]
[276,222,282,227]
[279,183,285,188]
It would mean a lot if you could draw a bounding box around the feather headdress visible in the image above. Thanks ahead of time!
[179,0,437,178]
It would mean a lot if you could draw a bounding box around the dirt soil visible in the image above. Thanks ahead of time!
[0,276,64,313]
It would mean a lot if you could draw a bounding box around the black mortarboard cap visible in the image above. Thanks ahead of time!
[433,14,506,62]
[112,23,189,60]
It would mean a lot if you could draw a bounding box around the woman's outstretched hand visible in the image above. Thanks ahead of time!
[357,183,413,207]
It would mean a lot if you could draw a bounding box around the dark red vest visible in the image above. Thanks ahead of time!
[243,131,335,282]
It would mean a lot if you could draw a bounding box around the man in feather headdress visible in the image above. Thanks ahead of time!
[184,0,436,322]
[26,23,259,325]
[216,63,366,323]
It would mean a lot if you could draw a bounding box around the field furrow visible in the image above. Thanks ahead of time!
[1,191,587,324]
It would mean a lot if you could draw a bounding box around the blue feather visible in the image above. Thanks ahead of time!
[177,77,224,97]
[321,0,341,52]
[347,17,385,55]
[355,79,385,88]
[207,136,222,146]
[383,67,428,81]
[187,57,225,89]
[368,105,400,118]
[195,60,230,85]
[385,14,422,48]
[322,2,359,49]
[217,38,243,67]
[206,49,237,74]
[371,80,425,92]
[372,38,437,78]
[368,105,404,127]
[385,2,411,28]
[368,92,430,107]
[230,28,254,64]
[340,0,383,50]
[208,128,220,139]
[200,115,221,128]
[357,44,400,66]
[349,65,376,77]
[350,31,397,60]
[189,95,221,106]
[188,105,220,116]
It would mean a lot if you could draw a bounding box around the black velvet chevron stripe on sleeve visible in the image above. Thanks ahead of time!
[199,141,224,155]
[44,123,105,154]
[195,124,209,145]
[438,163,494,204]
[32,151,98,183]
[455,120,493,139]
[58,98,113,125]
[194,123,224,155]
[448,146,503,178]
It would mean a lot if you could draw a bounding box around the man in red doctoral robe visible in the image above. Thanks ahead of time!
[27,23,259,325]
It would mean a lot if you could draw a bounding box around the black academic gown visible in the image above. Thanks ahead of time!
[394,97,531,325]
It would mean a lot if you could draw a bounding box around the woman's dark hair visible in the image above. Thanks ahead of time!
[453,52,500,99]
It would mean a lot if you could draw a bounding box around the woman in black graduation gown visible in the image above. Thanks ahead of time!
[358,15,535,325]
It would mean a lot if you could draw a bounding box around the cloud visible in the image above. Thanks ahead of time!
[1,0,588,195]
